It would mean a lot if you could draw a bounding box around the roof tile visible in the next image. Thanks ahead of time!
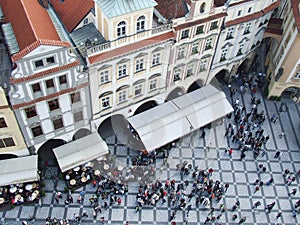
[291,0,300,32]
[155,0,188,19]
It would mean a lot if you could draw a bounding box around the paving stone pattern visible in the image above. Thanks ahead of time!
[0,83,299,225]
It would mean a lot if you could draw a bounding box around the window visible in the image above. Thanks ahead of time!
[137,16,145,32]
[191,43,199,55]
[199,59,207,72]
[45,79,55,93]
[100,70,109,84]
[295,68,300,79]
[195,25,204,35]
[200,2,206,13]
[205,38,213,50]
[226,27,234,39]
[181,29,189,39]
[59,75,68,88]
[244,23,251,34]
[135,58,144,72]
[0,118,7,128]
[32,83,42,97]
[71,92,81,103]
[34,60,44,68]
[152,52,161,66]
[0,138,15,148]
[173,68,182,82]
[31,125,43,137]
[186,65,194,77]
[237,10,242,16]
[74,111,84,122]
[53,117,64,130]
[237,43,244,56]
[46,56,55,65]
[48,99,59,111]
[83,18,89,25]
[118,90,127,103]
[25,106,37,119]
[117,21,126,38]
[177,46,185,59]
[210,21,218,30]
[134,84,143,96]
[149,79,157,90]
[221,48,228,61]
[101,96,110,109]
[248,7,252,13]
[118,64,127,78]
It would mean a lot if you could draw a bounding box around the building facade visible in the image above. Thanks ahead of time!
[265,0,300,102]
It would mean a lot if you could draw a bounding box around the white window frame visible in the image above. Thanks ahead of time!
[135,58,144,72]
[173,68,182,82]
[117,21,126,38]
[33,56,56,69]
[226,27,234,39]
[181,29,189,39]
[191,43,199,55]
[118,64,127,79]
[244,23,251,34]
[205,37,213,50]
[101,96,111,109]
[186,64,194,77]
[118,90,127,103]
[294,68,300,79]
[134,84,143,96]
[177,46,186,59]
[137,16,145,32]
[152,52,161,66]
[221,48,228,61]
[199,59,207,72]
[149,79,158,91]
[99,70,109,84]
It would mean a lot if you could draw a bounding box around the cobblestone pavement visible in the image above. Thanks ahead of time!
[0,81,299,225]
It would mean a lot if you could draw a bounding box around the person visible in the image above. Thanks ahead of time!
[232,214,238,221]
[265,202,276,213]
[82,211,88,218]
[238,216,247,224]
[252,201,261,209]
[276,212,282,219]
[266,178,273,185]
[125,221,129,225]
[289,188,297,196]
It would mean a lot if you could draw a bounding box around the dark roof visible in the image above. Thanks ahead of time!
[155,0,188,20]
[51,0,94,32]
[214,0,227,7]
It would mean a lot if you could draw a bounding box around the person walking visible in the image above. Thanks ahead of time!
[265,201,276,213]
[252,201,261,209]
[289,188,297,196]
[238,216,247,224]
[266,178,273,185]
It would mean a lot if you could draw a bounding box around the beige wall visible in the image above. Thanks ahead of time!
[0,88,28,156]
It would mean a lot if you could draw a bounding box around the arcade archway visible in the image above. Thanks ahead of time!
[165,87,185,102]
[0,153,18,160]
[37,139,66,166]
[281,86,300,101]
[187,80,203,93]
[214,69,230,84]
[134,100,158,115]
[72,128,92,141]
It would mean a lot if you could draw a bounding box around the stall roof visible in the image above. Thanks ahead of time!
[128,85,233,152]
[0,155,39,186]
[53,133,109,172]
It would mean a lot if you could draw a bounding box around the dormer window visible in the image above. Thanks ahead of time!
[137,16,145,32]
[117,21,126,38]
[200,2,206,13]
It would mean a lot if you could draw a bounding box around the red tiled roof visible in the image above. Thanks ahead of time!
[12,82,89,109]
[155,0,187,19]
[51,0,94,32]
[89,31,175,64]
[291,0,300,32]
[11,60,80,84]
[174,12,227,31]
[225,0,280,27]
[0,0,67,59]
[214,0,227,7]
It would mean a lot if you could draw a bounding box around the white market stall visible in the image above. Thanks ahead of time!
[128,85,233,152]
[53,132,109,173]
[0,155,39,186]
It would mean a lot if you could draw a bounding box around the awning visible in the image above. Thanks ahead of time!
[0,155,39,186]
[128,85,233,152]
[53,132,109,172]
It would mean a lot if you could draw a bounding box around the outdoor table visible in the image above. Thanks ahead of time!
[70,179,76,186]
[73,166,80,172]
[9,186,17,193]
[94,170,100,176]
[117,166,124,171]
[0,198,4,205]
[25,184,33,191]
[65,175,70,180]
[81,177,87,183]
[103,164,109,170]
[85,162,94,167]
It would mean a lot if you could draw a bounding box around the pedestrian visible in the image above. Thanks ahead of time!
[266,178,273,185]
[253,179,260,185]
[82,211,88,218]
[265,201,276,213]
[240,152,246,160]
[224,183,229,192]
[232,214,238,221]
[279,132,285,138]
[254,185,260,193]
[204,216,210,224]
[274,150,282,158]
[238,216,247,224]
[229,148,233,157]
[208,207,214,215]
[289,188,297,196]
[171,221,176,225]
[125,221,129,225]
[276,212,282,219]
[200,130,206,138]
[252,201,261,209]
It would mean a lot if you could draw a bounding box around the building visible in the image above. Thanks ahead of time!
[0,0,92,153]
[211,0,280,82]
[264,0,300,102]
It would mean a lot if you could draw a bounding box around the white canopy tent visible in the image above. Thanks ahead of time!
[128,85,233,152]
[0,155,39,186]
[53,133,109,172]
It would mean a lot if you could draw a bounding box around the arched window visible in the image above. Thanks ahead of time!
[117,21,126,38]
[200,2,206,13]
[137,16,145,32]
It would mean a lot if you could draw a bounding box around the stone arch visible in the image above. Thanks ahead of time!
[37,139,66,166]
[279,86,300,102]
[237,57,251,75]
[72,128,92,141]
[134,100,158,115]
[213,69,230,84]
[0,153,18,160]
[165,86,185,102]
[187,79,204,93]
